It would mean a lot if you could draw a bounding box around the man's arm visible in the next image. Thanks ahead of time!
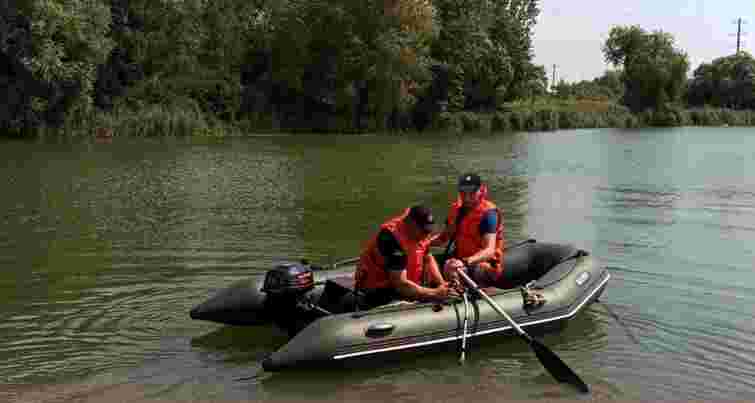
[423,253,445,286]
[387,269,451,302]
[461,210,498,266]
[463,234,496,266]
[429,224,453,247]
[379,230,453,301]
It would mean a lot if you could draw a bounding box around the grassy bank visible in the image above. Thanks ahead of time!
[8,99,755,138]
[432,99,755,133]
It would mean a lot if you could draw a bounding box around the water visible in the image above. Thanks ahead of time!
[1,128,754,402]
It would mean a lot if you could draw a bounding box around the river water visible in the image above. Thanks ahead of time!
[1,128,754,402]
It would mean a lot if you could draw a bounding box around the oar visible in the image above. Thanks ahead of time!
[329,257,360,269]
[456,268,590,394]
[309,257,360,272]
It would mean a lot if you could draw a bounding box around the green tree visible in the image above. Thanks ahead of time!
[494,0,541,101]
[687,52,755,109]
[554,70,624,101]
[22,0,114,120]
[264,0,437,126]
[431,0,540,109]
[594,70,624,99]
[121,0,263,115]
[603,25,689,111]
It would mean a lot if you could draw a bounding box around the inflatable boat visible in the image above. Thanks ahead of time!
[189,239,610,371]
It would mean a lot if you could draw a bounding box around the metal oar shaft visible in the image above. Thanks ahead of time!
[460,291,470,363]
[332,257,360,269]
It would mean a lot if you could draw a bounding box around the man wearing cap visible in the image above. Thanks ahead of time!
[355,205,455,307]
[432,173,506,288]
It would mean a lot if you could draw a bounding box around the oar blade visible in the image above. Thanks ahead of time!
[528,336,590,394]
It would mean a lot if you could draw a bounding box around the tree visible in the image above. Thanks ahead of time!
[602,25,689,111]
[494,0,541,101]
[430,0,540,110]
[264,0,437,126]
[21,0,114,122]
[552,70,623,101]
[687,52,755,109]
[595,70,624,99]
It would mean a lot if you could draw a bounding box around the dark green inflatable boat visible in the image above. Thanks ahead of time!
[189,239,610,371]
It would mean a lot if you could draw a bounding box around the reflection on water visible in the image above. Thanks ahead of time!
[2,128,755,401]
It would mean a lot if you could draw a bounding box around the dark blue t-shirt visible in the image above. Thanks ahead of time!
[479,209,498,235]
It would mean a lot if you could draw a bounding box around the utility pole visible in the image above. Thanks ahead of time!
[551,64,557,93]
[732,18,748,55]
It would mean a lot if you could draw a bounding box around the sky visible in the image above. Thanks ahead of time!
[532,0,755,83]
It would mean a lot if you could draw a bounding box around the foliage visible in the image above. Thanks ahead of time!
[264,0,438,126]
[553,70,624,101]
[22,0,114,119]
[120,0,262,117]
[19,0,755,135]
[687,52,755,109]
[431,0,542,110]
[603,25,689,112]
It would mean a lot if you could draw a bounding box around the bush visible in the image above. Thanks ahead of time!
[491,112,511,132]
[434,111,462,132]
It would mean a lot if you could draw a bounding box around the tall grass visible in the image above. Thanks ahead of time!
[431,98,755,133]
[13,97,755,139]
[44,98,245,138]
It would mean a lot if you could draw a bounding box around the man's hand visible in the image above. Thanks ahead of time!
[443,258,464,278]
[432,281,459,300]
[442,258,467,293]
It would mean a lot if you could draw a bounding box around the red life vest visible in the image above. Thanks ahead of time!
[447,198,504,270]
[355,209,431,290]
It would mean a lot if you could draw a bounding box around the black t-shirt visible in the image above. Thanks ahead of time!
[376,229,407,272]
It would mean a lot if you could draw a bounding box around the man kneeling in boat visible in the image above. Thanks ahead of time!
[355,205,457,308]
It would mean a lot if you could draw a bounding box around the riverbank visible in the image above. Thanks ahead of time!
[6,99,755,138]
[432,100,755,133]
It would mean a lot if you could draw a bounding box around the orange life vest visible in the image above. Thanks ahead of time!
[447,199,504,270]
[355,209,431,290]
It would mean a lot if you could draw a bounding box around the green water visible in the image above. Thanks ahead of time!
[1,128,754,401]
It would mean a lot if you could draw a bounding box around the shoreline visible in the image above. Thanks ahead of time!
[5,104,755,139]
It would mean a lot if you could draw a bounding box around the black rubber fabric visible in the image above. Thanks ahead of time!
[498,242,578,288]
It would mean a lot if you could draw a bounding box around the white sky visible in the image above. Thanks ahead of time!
[532,0,755,82]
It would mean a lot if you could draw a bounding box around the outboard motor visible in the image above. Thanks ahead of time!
[262,261,329,336]
[262,262,315,297]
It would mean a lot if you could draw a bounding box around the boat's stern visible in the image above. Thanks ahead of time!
[189,277,271,326]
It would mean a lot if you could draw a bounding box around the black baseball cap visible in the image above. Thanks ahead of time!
[458,173,482,193]
[407,205,435,233]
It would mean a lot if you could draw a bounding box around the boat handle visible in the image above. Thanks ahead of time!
[365,322,395,337]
